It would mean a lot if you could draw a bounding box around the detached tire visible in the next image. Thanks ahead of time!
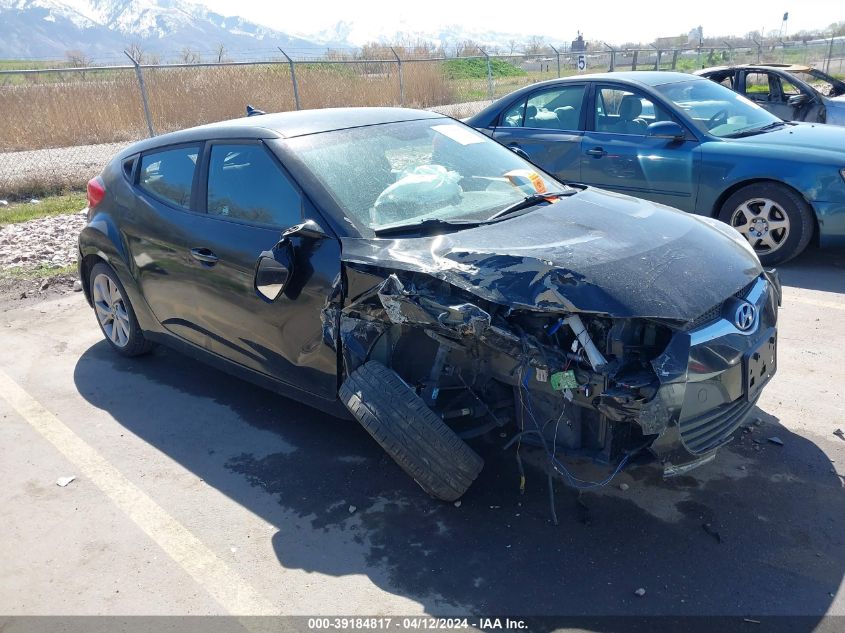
[340,361,483,501]
[718,182,814,266]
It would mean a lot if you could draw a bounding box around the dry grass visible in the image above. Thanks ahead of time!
[0,62,459,151]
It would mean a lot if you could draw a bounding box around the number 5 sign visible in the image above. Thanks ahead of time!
[577,54,587,72]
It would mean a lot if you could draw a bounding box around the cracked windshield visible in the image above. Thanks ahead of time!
[288,119,564,232]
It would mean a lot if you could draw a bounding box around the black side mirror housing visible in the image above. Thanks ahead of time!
[282,219,328,241]
[254,241,294,302]
[646,121,686,141]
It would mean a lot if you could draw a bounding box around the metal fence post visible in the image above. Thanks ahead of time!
[549,45,561,77]
[124,50,154,137]
[671,49,679,69]
[390,47,405,106]
[826,35,835,73]
[279,49,301,110]
[650,45,659,70]
[722,41,733,64]
[631,50,638,71]
[603,43,615,72]
[481,49,493,100]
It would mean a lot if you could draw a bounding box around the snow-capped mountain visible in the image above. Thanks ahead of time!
[301,19,566,51]
[0,0,324,60]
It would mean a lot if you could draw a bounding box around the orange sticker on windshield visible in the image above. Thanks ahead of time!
[504,169,547,194]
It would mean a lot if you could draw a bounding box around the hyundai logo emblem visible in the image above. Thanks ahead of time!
[733,301,756,331]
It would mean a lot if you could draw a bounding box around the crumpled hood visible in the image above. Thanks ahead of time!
[340,188,762,321]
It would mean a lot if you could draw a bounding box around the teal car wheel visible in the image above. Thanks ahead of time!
[719,183,814,266]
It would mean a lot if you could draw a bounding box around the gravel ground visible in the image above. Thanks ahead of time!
[0,142,130,197]
[0,211,86,271]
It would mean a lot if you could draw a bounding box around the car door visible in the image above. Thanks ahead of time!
[183,140,341,399]
[491,83,587,183]
[128,142,208,348]
[580,83,700,211]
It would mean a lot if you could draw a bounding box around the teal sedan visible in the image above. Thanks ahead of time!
[468,71,845,264]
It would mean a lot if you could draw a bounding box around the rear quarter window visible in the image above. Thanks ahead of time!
[138,146,200,209]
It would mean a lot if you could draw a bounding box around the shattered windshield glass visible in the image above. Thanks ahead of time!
[656,79,781,138]
[286,119,564,233]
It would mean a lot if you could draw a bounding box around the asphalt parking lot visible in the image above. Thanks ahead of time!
[1,246,845,624]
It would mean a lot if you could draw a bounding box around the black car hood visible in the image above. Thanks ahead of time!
[340,188,762,321]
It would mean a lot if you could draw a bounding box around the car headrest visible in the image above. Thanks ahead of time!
[619,95,643,120]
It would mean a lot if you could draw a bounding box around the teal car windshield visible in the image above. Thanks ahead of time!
[287,119,563,233]
[655,79,782,138]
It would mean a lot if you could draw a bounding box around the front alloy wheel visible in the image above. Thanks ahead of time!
[718,182,814,265]
[729,197,790,256]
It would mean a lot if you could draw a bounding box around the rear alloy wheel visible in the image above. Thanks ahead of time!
[89,262,153,357]
[718,183,813,265]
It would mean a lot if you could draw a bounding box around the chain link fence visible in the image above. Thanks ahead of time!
[1,40,843,200]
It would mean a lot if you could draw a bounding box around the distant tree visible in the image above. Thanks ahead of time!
[127,41,145,64]
[215,43,227,63]
[508,39,517,56]
[65,50,92,68]
[180,47,200,64]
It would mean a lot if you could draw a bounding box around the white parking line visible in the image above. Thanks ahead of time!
[0,368,278,616]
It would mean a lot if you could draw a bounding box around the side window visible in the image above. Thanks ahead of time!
[523,85,585,130]
[716,73,735,89]
[500,99,526,127]
[744,73,771,101]
[594,87,670,135]
[780,78,800,96]
[139,146,199,209]
[207,144,302,227]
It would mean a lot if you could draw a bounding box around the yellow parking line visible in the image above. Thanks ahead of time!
[0,368,277,616]
[786,295,845,311]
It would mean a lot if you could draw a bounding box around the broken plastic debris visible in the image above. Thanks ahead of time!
[0,200,7,206]
[634,588,646,597]
[767,436,784,446]
[29,198,40,204]
[348,505,357,514]
[619,483,630,491]
[833,429,845,441]
[56,476,75,487]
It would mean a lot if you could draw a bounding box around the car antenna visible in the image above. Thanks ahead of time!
[246,105,266,117]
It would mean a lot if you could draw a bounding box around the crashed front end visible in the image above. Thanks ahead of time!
[330,259,779,481]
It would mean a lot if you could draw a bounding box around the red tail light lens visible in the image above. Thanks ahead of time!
[87,177,105,209]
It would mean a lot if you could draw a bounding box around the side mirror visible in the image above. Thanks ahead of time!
[254,242,294,302]
[788,93,810,107]
[646,121,686,141]
[282,219,328,241]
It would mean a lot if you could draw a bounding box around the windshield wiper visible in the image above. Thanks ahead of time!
[486,190,575,222]
[724,121,787,138]
[373,217,482,237]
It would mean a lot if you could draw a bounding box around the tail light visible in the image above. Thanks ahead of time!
[87,177,105,209]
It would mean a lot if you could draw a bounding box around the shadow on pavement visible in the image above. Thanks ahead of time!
[73,340,845,623]
[777,245,845,293]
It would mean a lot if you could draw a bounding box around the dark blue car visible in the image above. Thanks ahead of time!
[468,71,845,265]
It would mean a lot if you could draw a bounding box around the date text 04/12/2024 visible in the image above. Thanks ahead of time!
[306,618,528,630]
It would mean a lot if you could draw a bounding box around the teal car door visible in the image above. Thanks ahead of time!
[580,83,701,212]
[492,83,587,183]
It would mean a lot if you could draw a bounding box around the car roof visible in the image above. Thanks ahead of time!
[699,64,815,73]
[121,107,446,156]
[518,71,702,89]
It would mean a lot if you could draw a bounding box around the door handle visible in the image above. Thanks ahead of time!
[508,144,530,160]
[586,147,607,157]
[190,248,219,265]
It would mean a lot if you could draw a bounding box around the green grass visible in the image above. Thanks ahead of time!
[443,58,526,80]
[0,192,86,226]
[0,263,77,280]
